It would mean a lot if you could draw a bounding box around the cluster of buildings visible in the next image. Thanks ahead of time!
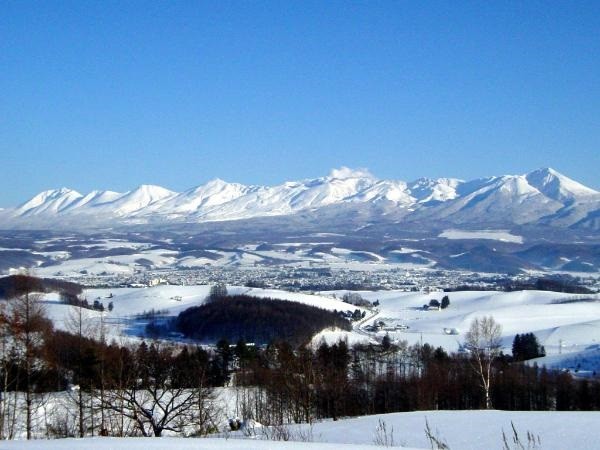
[51,264,600,293]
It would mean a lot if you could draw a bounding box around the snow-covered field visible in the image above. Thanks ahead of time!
[316,289,600,373]
[23,243,433,275]
[34,285,600,374]
[40,285,369,345]
[439,229,524,243]
[1,410,598,449]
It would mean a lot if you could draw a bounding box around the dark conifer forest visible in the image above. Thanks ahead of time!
[175,294,352,345]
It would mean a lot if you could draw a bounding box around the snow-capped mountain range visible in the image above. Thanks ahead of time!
[1,168,599,230]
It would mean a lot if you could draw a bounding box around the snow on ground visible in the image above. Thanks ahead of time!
[311,327,377,347]
[38,285,368,344]
[1,410,599,449]
[239,287,368,312]
[34,248,178,277]
[28,245,409,273]
[12,240,449,276]
[35,258,138,276]
[529,344,600,377]
[5,287,600,448]
[318,290,600,364]
[0,437,383,449]
[32,285,600,373]
[439,229,524,243]
[176,256,220,267]
[287,410,600,449]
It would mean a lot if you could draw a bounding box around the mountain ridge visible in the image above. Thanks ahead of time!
[2,167,599,231]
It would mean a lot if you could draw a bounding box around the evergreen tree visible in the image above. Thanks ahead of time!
[441,295,450,309]
[512,334,522,360]
[512,333,545,361]
[381,333,392,351]
[429,299,440,308]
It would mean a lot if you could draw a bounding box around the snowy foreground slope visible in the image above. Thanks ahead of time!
[0,437,375,450]
[1,410,599,449]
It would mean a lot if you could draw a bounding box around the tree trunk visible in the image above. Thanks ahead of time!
[78,388,84,437]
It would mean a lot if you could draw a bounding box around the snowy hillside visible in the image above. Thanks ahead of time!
[2,227,598,277]
[34,284,600,374]
[40,285,368,345]
[315,289,600,373]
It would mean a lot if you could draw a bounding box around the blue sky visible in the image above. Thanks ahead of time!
[1,1,599,206]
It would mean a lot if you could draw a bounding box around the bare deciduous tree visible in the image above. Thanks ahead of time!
[103,343,215,437]
[464,316,502,409]
[8,290,51,438]
[65,304,97,437]
[0,302,19,439]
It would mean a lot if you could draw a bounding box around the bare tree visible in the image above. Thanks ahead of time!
[0,303,19,439]
[103,342,215,437]
[464,316,502,409]
[8,291,52,438]
[95,309,108,435]
[208,283,228,301]
[65,304,97,437]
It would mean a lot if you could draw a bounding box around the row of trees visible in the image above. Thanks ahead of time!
[0,275,81,301]
[60,294,113,312]
[232,337,600,427]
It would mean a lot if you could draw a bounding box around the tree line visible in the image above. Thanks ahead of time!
[0,275,81,301]
[233,339,600,427]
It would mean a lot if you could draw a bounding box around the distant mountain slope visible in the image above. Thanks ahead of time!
[526,167,598,203]
[15,188,84,216]
[1,167,598,231]
[410,174,565,225]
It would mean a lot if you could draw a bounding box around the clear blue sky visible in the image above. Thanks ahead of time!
[1,1,599,206]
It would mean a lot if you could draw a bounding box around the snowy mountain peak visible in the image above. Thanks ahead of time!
[151,179,252,215]
[123,185,177,205]
[75,190,123,205]
[408,177,463,203]
[525,167,598,203]
[20,187,80,206]
[348,180,413,205]
[109,185,176,216]
[15,188,83,216]
[203,178,228,187]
